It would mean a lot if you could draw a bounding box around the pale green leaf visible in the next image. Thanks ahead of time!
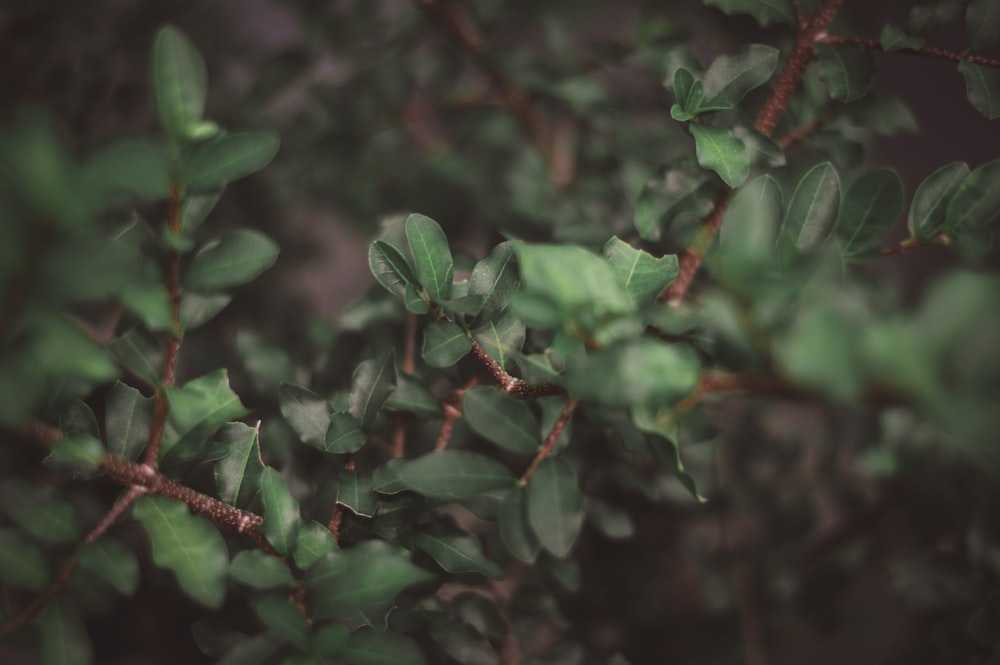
[689,125,749,187]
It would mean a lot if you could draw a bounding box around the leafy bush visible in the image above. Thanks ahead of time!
[2,1,1000,664]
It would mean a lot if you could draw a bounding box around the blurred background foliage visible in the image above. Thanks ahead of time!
[2,0,1000,664]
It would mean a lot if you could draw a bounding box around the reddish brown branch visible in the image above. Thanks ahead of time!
[779,117,825,150]
[328,455,356,544]
[881,234,951,256]
[469,341,564,399]
[520,399,577,483]
[662,190,732,304]
[820,35,1000,68]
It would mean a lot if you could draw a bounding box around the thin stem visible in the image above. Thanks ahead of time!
[778,117,826,150]
[820,35,1000,68]
[328,456,356,544]
[469,341,564,399]
[434,402,461,451]
[520,398,577,483]
[881,234,951,256]
[662,190,731,304]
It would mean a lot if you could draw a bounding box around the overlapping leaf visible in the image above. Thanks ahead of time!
[373,450,515,498]
[260,467,301,555]
[837,168,905,256]
[462,387,540,455]
[405,213,453,302]
[527,458,585,558]
[185,230,279,292]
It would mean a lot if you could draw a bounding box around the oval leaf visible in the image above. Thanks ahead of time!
[778,161,841,258]
[816,43,876,102]
[77,540,139,596]
[339,628,427,665]
[153,26,207,140]
[719,174,782,277]
[498,484,540,563]
[837,168,905,256]
[293,521,337,570]
[369,240,420,299]
[601,236,679,306]
[462,386,539,455]
[946,158,1000,231]
[405,213,453,302]
[471,311,525,372]
[182,132,280,192]
[326,412,367,454]
[689,125,749,188]
[214,422,264,508]
[279,384,332,449]
[908,162,970,238]
[254,596,309,651]
[413,527,504,580]
[702,44,779,106]
[260,467,301,556]
[230,550,297,590]
[421,320,472,368]
[348,351,397,430]
[527,458,585,558]
[105,381,154,461]
[958,61,1000,119]
[186,229,279,293]
[468,241,518,323]
[372,450,515,499]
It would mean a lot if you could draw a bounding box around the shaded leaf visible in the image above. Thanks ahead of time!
[0,528,49,591]
[499,484,540,563]
[468,241,518,323]
[152,26,207,140]
[44,436,104,477]
[186,229,279,292]
[631,407,705,501]
[778,161,841,258]
[348,351,396,430]
[260,467,301,556]
[689,125,749,187]
[837,168,905,255]
[413,526,504,580]
[133,496,228,608]
[39,601,93,665]
[471,311,525,372]
[427,619,497,665]
[719,174,782,277]
[373,450,515,499]
[908,162,969,238]
[181,190,222,234]
[182,133,279,191]
[816,43,876,102]
[387,376,443,417]
[230,550,297,589]
[369,240,420,299]
[421,320,473,368]
[77,540,138,596]
[462,386,539,455]
[703,0,794,26]
[279,384,331,449]
[105,381,153,461]
[163,369,247,462]
[910,0,963,35]
[293,521,336,570]
[702,44,779,106]
[946,158,1000,231]
[339,627,427,665]
[214,422,264,508]
[405,213,453,302]
[313,625,350,658]
[0,479,78,544]
[880,24,925,51]
[109,329,161,386]
[255,596,309,651]
[326,412,367,454]
[633,164,716,241]
[968,0,1000,49]
[527,458,585,558]
[337,465,378,518]
[602,236,678,305]
[958,61,1000,119]
[84,141,169,198]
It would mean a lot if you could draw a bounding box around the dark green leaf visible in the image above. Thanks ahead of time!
[421,320,472,367]
[279,384,331,449]
[670,67,703,120]
[313,625,350,658]
[734,126,786,167]
[255,596,309,651]
[0,528,49,591]
[602,237,678,306]
[386,376,442,417]
[39,601,93,665]
[471,311,525,372]
[631,407,705,501]
[702,44,779,106]
[462,386,539,455]
[689,125,749,187]
[373,450,515,499]
[837,168,905,255]
[305,541,434,620]
[908,162,969,238]
[163,369,247,462]
[61,400,100,439]
[587,499,636,540]
[0,479,78,544]
[468,241,518,322]
[293,521,336,570]
[633,164,716,241]
[182,133,280,192]
[121,279,173,332]
[152,26,208,140]
[230,550,297,589]
[958,61,1000,119]
[109,330,161,386]
[413,526,504,580]
[719,174,782,277]
[181,190,222,234]
[816,43,876,102]
[185,229,279,292]
[405,213,453,302]
[105,381,153,461]
[498,484,540,563]
[348,351,396,430]
[880,24,925,51]
[946,158,1000,231]
[326,412,367,454]
[427,619,497,665]
[562,339,700,407]
[703,0,794,26]
[527,458,585,558]
[45,436,105,477]
[369,240,420,299]
[214,422,264,508]
[337,464,378,518]
[909,0,963,35]
[215,634,283,665]
[260,467,301,556]
[339,628,427,665]
[84,141,170,198]
[132,496,228,608]
[778,161,841,257]
[968,0,1000,49]
[77,540,138,596]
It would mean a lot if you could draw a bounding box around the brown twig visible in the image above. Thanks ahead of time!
[665,0,846,306]
[778,117,826,150]
[434,375,480,451]
[469,341,564,399]
[820,34,1000,68]
[520,398,577,483]
[328,455,356,544]
[880,234,951,256]
[791,0,807,30]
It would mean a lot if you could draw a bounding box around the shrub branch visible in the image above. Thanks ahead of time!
[819,34,1000,68]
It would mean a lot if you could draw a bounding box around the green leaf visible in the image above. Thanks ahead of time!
[61,400,100,439]
[946,158,1000,231]
[880,24,925,51]
[413,526,504,580]
[339,628,427,665]
[702,44,779,106]
[337,465,378,518]
[689,125,749,188]
[121,279,173,332]
[498,484,540,563]
[214,422,264,508]
[182,132,280,192]
[405,213,453,302]
[468,241,518,322]
[132,496,228,608]
[109,330,161,386]
[908,162,970,238]
[426,619,497,665]
[230,550,297,589]
[527,458,585,558]
[305,541,434,620]
[84,141,170,198]
[703,0,794,26]
[587,500,636,540]
[421,320,472,367]
[631,407,705,501]
[348,351,397,430]
[45,436,105,477]
[77,540,139,596]
[471,311,525,372]
[369,240,420,299]
[836,168,905,256]
[293,521,336,570]
[313,625,350,658]
[734,126,786,167]
[326,412,367,454]
[373,450,515,499]
[255,596,309,651]
[105,381,153,461]
[185,229,279,292]
[602,237,678,306]
[778,161,841,258]
[968,0,1000,49]
[633,164,716,241]
[163,369,247,462]
[181,190,222,234]
[958,61,1000,119]
[279,384,331,449]
[910,0,964,35]
[719,174,782,278]
[462,386,540,455]
[670,67,704,120]
[387,375,443,417]
[152,26,207,140]
[562,339,701,408]
[39,601,93,665]
[260,467,301,556]
[816,43,876,102]
[0,479,78,544]
[0,528,49,591]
